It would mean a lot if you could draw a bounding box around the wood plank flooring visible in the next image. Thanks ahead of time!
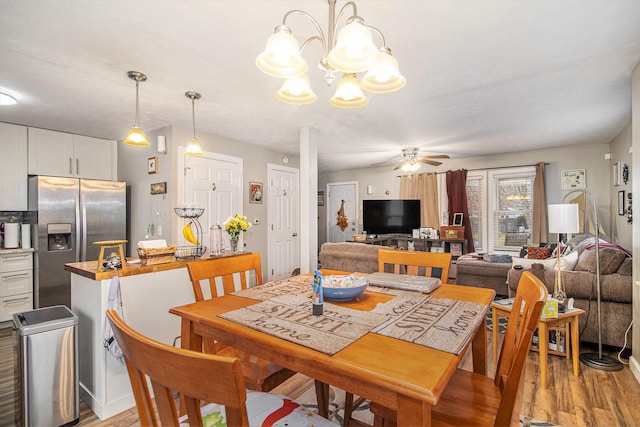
[1,324,639,426]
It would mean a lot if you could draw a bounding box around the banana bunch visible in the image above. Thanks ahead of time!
[182,222,200,245]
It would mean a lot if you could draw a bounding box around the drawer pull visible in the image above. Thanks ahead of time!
[4,296,30,305]
[1,273,30,281]
[1,255,31,262]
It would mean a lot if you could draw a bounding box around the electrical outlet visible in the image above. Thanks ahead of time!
[253,218,260,225]
[157,225,163,236]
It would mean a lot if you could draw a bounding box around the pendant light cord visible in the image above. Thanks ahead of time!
[191,97,197,140]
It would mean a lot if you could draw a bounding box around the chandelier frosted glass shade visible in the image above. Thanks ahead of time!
[327,17,377,73]
[123,125,150,146]
[361,48,406,93]
[276,75,317,104]
[329,73,368,108]
[400,162,421,172]
[256,26,308,78]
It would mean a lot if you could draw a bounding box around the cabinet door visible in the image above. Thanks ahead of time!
[74,135,114,180]
[28,127,75,177]
[0,123,28,210]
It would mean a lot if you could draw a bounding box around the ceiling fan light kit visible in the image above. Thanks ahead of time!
[392,147,450,172]
[123,71,150,147]
[256,0,405,107]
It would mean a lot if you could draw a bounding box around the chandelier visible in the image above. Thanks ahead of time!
[256,0,405,108]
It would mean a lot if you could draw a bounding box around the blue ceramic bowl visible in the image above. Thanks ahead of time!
[322,275,368,301]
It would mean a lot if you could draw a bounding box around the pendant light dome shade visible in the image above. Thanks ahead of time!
[184,91,203,156]
[361,48,406,93]
[256,26,308,78]
[123,71,150,147]
[327,16,377,73]
[276,75,317,104]
[329,73,368,108]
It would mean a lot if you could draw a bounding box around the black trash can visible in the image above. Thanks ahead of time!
[13,305,79,427]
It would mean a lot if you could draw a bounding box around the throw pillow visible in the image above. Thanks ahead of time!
[557,250,579,271]
[575,247,626,274]
[527,246,550,259]
[617,257,633,276]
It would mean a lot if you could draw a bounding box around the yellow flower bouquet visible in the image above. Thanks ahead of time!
[224,214,251,242]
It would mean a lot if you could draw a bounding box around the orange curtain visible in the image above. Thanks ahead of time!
[400,173,439,227]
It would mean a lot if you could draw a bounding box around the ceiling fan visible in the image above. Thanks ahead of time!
[393,147,449,172]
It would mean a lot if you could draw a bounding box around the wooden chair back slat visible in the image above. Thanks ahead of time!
[106,309,250,426]
[378,249,452,283]
[187,253,263,301]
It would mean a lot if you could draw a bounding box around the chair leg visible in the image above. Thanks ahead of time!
[344,392,354,426]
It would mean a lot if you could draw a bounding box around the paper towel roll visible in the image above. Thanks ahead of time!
[4,223,20,248]
[21,223,31,249]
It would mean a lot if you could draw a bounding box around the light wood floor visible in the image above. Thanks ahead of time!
[1,325,639,427]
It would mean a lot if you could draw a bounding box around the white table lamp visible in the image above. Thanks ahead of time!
[547,204,579,303]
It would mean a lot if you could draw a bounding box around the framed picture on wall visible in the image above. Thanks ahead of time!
[249,182,263,204]
[561,168,586,190]
[618,190,625,215]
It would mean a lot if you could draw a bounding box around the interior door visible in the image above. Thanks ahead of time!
[327,182,358,242]
[180,149,242,255]
[268,164,299,280]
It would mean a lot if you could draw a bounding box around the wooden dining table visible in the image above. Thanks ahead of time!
[169,270,495,426]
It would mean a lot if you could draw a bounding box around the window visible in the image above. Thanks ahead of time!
[464,166,535,253]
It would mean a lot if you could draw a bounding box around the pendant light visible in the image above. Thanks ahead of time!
[123,71,150,146]
[184,91,204,156]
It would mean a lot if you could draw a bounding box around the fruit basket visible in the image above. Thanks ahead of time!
[174,206,206,259]
[137,245,178,265]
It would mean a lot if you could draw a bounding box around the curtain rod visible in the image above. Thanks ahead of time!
[396,162,550,178]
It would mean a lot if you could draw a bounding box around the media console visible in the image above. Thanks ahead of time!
[353,235,467,260]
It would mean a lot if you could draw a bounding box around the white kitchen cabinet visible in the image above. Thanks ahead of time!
[28,127,116,180]
[0,250,33,322]
[0,123,28,210]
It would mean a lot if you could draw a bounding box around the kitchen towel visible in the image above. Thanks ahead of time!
[4,223,20,248]
[21,224,31,249]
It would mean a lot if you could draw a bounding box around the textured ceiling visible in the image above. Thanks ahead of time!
[1,1,639,172]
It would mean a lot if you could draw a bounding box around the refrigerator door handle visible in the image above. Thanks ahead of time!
[76,191,83,262]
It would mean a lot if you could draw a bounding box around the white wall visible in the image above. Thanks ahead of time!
[319,142,612,248]
[609,123,633,250]
[117,126,298,278]
[630,62,639,381]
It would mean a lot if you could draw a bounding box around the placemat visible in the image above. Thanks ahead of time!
[231,275,313,301]
[372,295,488,354]
[219,295,389,355]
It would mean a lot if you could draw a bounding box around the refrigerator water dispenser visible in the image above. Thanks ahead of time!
[47,223,71,251]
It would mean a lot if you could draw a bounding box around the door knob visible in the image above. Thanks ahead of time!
[292,233,298,237]
[211,183,216,191]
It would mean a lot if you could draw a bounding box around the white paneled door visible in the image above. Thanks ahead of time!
[178,148,243,255]
[327,182,358,243]
[268,164,299,280]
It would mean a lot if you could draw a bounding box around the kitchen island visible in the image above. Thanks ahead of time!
[66,252,255,420]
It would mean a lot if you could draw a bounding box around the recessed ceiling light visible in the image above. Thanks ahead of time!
[0,91,17,106]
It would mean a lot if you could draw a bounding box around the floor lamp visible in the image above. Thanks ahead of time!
[548,203,580,306]
[560,190,623,371]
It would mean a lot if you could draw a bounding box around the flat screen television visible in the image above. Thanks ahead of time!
[363,199,421,235]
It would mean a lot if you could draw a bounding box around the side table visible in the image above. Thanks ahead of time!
[491,299,584,389]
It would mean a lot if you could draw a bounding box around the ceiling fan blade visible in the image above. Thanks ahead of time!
[422,154,450,159]
[393,163,404,170]
[419,159,442,166]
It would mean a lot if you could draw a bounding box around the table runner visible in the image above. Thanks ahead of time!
[220,295,388,355]
[231,275,312,301]
[371,294,488,355]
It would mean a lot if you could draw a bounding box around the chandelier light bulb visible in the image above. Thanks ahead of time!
[327,16,377,73]
[256,26,308,78]
[330,73,368,108]
[276,75,317,104]
[362,48,406,93]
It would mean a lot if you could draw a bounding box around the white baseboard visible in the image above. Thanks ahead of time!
[630,355,640,384]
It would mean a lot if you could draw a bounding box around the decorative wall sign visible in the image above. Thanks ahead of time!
[618,190,625,216]
[561,169,586,190]
[249,181,263,204]
[150,182,167,195]
[613,162,622,186]
[148,156,158,174]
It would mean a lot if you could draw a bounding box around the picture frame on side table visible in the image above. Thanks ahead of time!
[249,182,263,204]
[561,168,586,189]
[453,213,464,226]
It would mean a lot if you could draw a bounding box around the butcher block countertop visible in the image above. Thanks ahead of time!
[65,251,252,281]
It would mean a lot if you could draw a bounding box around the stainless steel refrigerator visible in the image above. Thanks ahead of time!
[29,176,126,308]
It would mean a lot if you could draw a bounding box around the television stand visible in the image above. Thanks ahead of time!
[351,235,467,259]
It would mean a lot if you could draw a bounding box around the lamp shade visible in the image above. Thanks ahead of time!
[185,138,203,156]
[329,73,368,108]
[123,125,150,146]
[548,204,579,234]
[256,26,307,78]
[276,75,317,104]
[361,49,406,93]
[327,17,377,73]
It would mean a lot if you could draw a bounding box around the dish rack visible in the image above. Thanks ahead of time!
[174,207,207,259]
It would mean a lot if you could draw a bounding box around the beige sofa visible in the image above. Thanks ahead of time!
[507,235,632,349]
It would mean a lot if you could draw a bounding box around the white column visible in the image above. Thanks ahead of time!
[299,127,318,274]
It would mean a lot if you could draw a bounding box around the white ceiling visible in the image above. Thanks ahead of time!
[1,1,640,172]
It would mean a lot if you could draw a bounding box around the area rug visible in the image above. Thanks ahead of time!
[296,385,560,426]
[486,306,508,334]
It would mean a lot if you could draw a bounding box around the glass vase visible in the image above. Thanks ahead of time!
[230,238,238,253]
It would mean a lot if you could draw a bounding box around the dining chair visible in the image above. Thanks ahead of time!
[105,309,336,427]
[186,253,296,392]
[377,249,452,283]
[368,271,548,427]
[343,249,453,425]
